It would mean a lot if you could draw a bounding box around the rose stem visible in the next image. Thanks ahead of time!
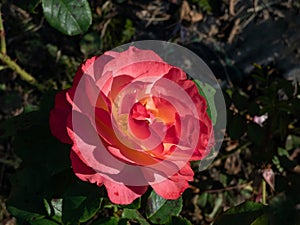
[262,178,267,205]
[0,5,45,91]
[0,6,6,55]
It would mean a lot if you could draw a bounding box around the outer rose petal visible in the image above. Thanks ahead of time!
[70,150,104,186]
[71,146,147,205]
[151,163,194,199]
[104,46,164,78]
[49,90,72,144]
[73,56,98,87]
[50,55,111,144]
[104,179,148,204]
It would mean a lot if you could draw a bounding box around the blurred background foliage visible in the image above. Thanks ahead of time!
[0,0,300,224]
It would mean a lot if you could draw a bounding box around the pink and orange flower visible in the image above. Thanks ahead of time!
[50,46,214,204]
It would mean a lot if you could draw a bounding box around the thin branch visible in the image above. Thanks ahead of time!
[228,18,240,44]
[0,8,45,91]
[216,141,252,162]
[229,0,236,16]
[0,5,6,55]
[262,179,267,205]
[0,53,44,91]
[0,158,20,169]
[203,181,253,194]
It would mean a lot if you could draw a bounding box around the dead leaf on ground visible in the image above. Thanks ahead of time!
[2,217,16,225]
[180,0,203,23]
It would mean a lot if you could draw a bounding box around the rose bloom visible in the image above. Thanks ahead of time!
[50,46,214,204]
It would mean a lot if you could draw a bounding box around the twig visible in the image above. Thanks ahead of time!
[145,14,171,27]
[227,18,240,44]
[203,181,253,194]
[100,18,111,39]
[240,13,256,30]
[0,53,44,91]
[229,0,236,16]
[0,8,45,91]
[253,0,258,13]
[216,141,252,161]
[262,179,267,205]
[0,5,6,55]
[0,158,20,169]
[248,0,282,13]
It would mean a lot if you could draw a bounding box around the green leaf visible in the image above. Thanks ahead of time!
[121,19,135,43]
[207,193,223,219]
[29,218,60,225]
[115,0,127,3]
[213,201,267,225]
[272,156,284,173]
[122,209,150,225]
[251,74,267,83]
[43,169,76,199]
[247,122,264,145]
[7,167,51,221]
[285,134,300,150]
[247,101,260,116]
[0,111,39,139]
[250,214,269,225]
[0,91,23,114]
[146,191,183,224]
[278,155,297,170]
[227,111,247,140]
[14,123,70,175]
[268,193,300,225]
[118,197,141,209]
[278,112,289,139]
[278,147,290,157]
[290,99,300,115]
[51,199,62,217]
[195,0,218,13]
[62,182,102,224]
[44,198,63,222]
[39,91,57,116]
[166,216,193,225]
[80,32,101,57]
[194,80,217,125]
[197,192,208,208]
[42,0,92,35]
[232,90,248,111]
[7,203,45,222]
[278,79,294,99]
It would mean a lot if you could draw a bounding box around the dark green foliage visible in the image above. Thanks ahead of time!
[213,202,267,225]
[42,0,92,35]
[146,191,183,224]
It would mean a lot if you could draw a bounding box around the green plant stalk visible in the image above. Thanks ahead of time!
[0,8,44,91]
[0,158,20,169]
[0,7,6,55]
[0,53,44,91]
[262,179,267,205]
